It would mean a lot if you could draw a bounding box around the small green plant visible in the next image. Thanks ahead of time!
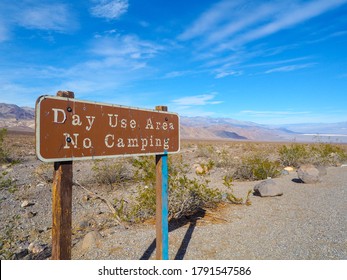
[195,159,215,175]
[0,128,9,163]
[132,156,156,187]
[92,159,133,187]
[233,155,281,181]
[310,143,347,166]
[279,143,309,167]
[0,171,13,191]
[0,214,20,259]
[196,144,215,158]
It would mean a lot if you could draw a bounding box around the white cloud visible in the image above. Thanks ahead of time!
[0,1,78,38]
[90,0,129,20]
[90,34,163,65]
[215,70,242,79]
[241,110,310,116]
[219,0,347,50]
[178,0,241,40]
[265,63,315,73]
[172,93,223,106]
[17,4,76,32]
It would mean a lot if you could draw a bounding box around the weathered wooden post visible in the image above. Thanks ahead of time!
[51,90,74,260]
[155,105,169,260]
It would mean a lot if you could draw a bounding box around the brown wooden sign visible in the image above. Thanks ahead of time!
[35,95,180,162]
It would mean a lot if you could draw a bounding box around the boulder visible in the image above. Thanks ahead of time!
[297,164,321,184]
[253,179,283,197]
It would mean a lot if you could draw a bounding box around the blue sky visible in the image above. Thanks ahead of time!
[0,0,347,124]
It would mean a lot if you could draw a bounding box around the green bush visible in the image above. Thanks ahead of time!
[279,143,347,167]
[125,155,248,222]
[279,143,309,167]
[92,159,133,187]
[0,128,9,163]
[310,143,347,166]
[233,155,281,181]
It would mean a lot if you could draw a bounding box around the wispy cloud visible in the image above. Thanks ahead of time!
[178,0,241,41]
[0,1,78,41]
[17,3,77,32]
[265,63,316,74]
[215,70,242,79]
[90,0,129,20]
[90,33,163,64]
[172,93,223,106]
[179,0,347,77]
[221,0,347,50]
[241,110,310,116]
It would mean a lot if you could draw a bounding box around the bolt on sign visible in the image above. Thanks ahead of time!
[36,96,180,162]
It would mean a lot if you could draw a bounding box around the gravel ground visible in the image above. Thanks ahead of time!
[72,167,347,260]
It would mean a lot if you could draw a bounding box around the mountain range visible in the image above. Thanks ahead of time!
[1,103,347,143]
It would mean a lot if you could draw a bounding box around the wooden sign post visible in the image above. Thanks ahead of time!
[51,91,74,260]
[35,93,179,260]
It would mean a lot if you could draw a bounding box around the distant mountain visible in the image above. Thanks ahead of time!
[273,122,347,135]
[180,116,296,141]
[0,103,34,120]
[0,103,35,132]
[1,102,346,142]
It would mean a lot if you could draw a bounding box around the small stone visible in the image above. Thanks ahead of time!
[81,231,102,252]
[21,200,30,208]
[28,242,45,254]
[284,166,294,172]
[253,179,283,197]
[24,211,37,218]
[281,170,289,175]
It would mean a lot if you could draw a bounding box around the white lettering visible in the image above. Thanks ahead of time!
[117,138,125,148]
[108,114,118,128]
[85,116,95,131]
[127,138,139,147]
[83,138,92,149]
[145,118,154,129]
[121,118,127,129]
[52,108,66,124]
[72,114,82,126]
[130,119,136,129]
[164,138,170,150]
[105,134,114,148]
[63,133,78,149]
[141,138,148,151]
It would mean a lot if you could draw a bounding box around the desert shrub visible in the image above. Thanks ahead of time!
[233,155,281,181]
[195,159,215,175]
[278,143,309,167]
[0,171,13,191]
[92,159,133,187]
[35,163,53,183]
[132,156,156,186]
[0,214,20,259]
[309,143,347,166]
[0,128,9,163]
[168,175,222,219]
[132,155,190,186]
[279,143,347,167]
[126,155,247,222]
[196,144,215,158]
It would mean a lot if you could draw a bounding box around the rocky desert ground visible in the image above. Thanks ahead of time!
[0,130,347,260]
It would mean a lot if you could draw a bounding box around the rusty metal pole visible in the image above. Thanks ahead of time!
[155,105,169,260]
[51,90,74,260]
